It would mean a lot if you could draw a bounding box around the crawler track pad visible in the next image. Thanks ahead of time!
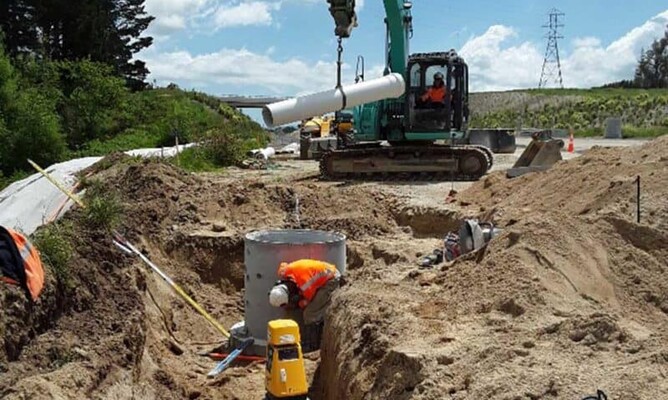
[320,145,492,181]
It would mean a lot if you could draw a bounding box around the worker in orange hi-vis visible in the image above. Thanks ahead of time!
[420,72,447,108]
[0,226,45,302]
[268,259,342,325]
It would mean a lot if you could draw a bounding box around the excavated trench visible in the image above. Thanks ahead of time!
[7,139,668,399]
[0,157,469,399]
[130,163,467,399]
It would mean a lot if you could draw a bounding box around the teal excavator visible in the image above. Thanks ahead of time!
[321,0,497,181]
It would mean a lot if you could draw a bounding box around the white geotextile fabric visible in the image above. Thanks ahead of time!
[0,144,193,235]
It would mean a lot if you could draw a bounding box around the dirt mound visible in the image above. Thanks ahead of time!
[3,137,666,399]
[318,137,668,399]
[460,135,668,230]
[0,157,409,399]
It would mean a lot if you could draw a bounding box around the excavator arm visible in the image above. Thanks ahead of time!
[328,0,411,74]
[327,0,358,38]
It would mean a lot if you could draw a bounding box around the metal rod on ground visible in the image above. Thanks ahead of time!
[207,338,254,377]
[295,194,301,227]
[27,159,85,208]
[112,231,230,339]
[206,352,265,362]
[636,175,640,223]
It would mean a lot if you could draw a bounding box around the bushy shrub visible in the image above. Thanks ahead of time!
[83,180,123,230]
[32,223,73,286]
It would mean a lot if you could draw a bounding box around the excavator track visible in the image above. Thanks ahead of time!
[319,144,493,181]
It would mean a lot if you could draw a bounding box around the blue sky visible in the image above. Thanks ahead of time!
[139,0,668,121]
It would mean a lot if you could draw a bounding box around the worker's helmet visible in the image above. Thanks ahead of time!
[434,72,444,81]
[269,284,289,307]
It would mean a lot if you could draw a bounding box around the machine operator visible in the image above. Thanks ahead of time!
[419,72,447,108]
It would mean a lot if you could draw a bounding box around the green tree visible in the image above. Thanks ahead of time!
[635,26,668,88]
[0,1,38,58]
[0,0,154,88]
[57,60,129,147]
[0,44,65,175]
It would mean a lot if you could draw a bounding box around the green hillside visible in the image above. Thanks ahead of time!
[469,89,668,137]
[0,48,267,190]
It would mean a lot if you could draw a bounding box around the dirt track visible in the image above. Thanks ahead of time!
[0,137,666,399]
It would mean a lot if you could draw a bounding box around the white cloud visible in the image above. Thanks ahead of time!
[142,44,386,96]
[142,8,668,96]
[460,10,668,91]
[144,48,337,94]
[213,1,280,28]
[145,0,361,36]
[460,25,543,91]
[572,37,601,48]
[145,0,211,35]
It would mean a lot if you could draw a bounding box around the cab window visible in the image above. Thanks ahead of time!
[425,65,447,86]
[266,347,274,371]
[278,347,299,361]
[409,63,421,88]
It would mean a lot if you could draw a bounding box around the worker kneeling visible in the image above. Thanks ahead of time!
[268,259,341,326]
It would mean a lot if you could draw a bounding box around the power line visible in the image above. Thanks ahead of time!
[539,8,565,89]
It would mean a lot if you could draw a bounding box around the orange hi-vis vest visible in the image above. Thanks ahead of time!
[277,259,340,308]
[422,86,446,103]
[0,227,45,301]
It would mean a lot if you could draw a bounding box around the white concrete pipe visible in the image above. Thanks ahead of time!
[241,229,346,355]
[254,147,276,160]
[262,73,406,127]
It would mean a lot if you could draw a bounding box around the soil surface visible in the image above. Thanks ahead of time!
[1,137,666,399]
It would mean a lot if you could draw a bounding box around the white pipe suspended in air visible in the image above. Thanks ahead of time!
[262,73,406,128]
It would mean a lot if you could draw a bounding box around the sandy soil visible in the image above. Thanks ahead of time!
[0,137,665,400]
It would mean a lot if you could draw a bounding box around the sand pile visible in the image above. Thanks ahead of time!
[318,137,668,399]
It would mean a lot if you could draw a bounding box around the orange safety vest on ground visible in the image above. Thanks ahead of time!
[277,259,340,307]
[422,86,446,103]
[0,226,45,301]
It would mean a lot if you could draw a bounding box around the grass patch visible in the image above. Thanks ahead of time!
[31,222,73,286]
[621,125,668,138]
[83,180,123,230]
[471,88,668,135]
[176,127,268,173]
[575,126,668,138]
[576,127,604,137]
[75,129,167,157]
[521,88,668,98]
[175,147,222,172]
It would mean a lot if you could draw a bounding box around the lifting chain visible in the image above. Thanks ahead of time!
[336,37,348,110]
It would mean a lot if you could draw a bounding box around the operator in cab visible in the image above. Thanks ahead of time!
[419,72,447,108]
[268,259,341,325]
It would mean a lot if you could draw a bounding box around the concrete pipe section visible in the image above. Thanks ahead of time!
[233,229,346,355]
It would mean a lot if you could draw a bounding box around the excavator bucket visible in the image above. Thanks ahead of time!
[507,135,564,178]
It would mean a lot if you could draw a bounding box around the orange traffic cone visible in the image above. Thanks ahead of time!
[567,130,575,153]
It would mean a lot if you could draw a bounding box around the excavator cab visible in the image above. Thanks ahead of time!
[406,51,469,134]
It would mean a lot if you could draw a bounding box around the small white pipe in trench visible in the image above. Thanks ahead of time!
[262,73,405,128]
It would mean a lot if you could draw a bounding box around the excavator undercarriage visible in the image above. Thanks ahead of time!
[319,143,493,181]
